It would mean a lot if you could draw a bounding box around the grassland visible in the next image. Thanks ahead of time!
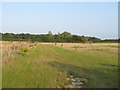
[2,42,118,88]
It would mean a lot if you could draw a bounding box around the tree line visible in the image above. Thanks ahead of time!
[0,31,118,43]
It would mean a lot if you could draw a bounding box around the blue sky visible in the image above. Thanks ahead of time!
[1,2,118,39]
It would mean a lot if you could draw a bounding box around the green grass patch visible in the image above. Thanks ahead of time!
[3,44,118,88]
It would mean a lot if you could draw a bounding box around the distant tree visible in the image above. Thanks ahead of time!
[81,36,89,43]
[61,32,72,42]
[47,31,54,42]
[72,35,82,43]
[57,33,61,42]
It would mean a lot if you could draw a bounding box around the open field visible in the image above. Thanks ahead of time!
[2,41,118,88]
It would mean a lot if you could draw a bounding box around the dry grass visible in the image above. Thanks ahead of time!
[39,42,118,51]
[1,41,36,64]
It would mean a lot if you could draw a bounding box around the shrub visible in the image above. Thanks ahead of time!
[20,48,31,56]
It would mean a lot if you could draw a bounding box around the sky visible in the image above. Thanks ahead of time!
[1,2,118,39]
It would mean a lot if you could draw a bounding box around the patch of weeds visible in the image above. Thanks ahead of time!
[92,49,108,51]
[34,43,37,46]
[29,44,35,49]
[19,48,31,56]
[29,44,33,47]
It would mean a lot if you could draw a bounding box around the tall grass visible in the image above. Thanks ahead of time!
[2,42,118,88]
[2,41,35,63]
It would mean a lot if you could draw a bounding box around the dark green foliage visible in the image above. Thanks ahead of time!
[101,39,118,43]
[0,32,118,43]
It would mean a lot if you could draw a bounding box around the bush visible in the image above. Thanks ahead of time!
[20,48,31,56]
